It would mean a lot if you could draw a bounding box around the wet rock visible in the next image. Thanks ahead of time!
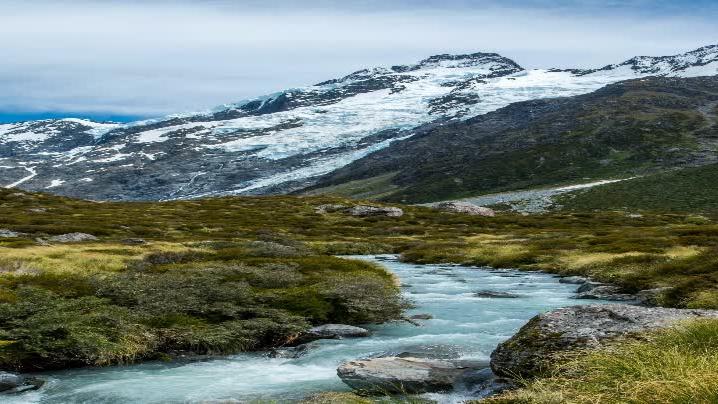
[576,285,635,301]
[297,324,370,344]
[347,205,404,218]
[268,343,314,359]
[558,276,589,285]
[0,372,23,392]
[409,314,433,320]
[48,232,99,243]
[475,290,523,298]
[576,281,604,293]
[121,238,147,245]
[433,201,496,217]
[391,344,462,360]
[337,356,488,394]
[490,304,718,378]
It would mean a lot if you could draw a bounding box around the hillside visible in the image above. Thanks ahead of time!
[1,45,717,201]
[308,75,718,203]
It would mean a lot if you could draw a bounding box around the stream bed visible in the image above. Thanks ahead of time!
[10,255,606,403]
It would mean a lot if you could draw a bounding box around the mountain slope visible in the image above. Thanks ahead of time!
[1,45,717,201]
[307,75,718,203]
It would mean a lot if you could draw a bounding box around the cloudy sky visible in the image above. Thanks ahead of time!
[1,0,717,123]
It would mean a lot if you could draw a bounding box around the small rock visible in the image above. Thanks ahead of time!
[576,285,635,301]
[314,204,346,214]
[337,356,488,394]
[558,276,589,285]
[121,238,147,245]
[434,201,496,217]
[28,208,47,213]
[0,229,22,238]
[347,205,404,218]
[409,314,434,320]
[48,233,99,243]
[576,281,604,293]
[490,304,718,378]
[475,290,523,299]
[268,343,314,359]
[0,372,23,392]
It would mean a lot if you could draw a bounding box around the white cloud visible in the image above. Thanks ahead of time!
[0,0,716,118]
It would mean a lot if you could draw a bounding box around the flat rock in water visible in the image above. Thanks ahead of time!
[337,356,488,394]
[490,304,718,378]
[48,233,98,243]
[0,372,23,392]
[433,201,496,217]
[475,290,522,298]
[302,324,370,342]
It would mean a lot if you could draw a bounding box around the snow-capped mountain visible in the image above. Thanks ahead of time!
[1,45,717,200]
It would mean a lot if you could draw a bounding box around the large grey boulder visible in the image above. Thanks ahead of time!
[490,304,718,378]
[48,232,98,243]
[0,372,23,392]
[295,324,371,344]
[347,205,404,218]
[434,201,495,217]
[337,357,488,394]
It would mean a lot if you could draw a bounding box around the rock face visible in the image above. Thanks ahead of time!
[347,205,404,218]
[337,357,488,394]
[48,233,99,243]
[490,304,718,378]
[434,201,496,217]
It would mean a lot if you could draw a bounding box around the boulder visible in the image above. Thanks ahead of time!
[576,281,604,293]
[434,201,495,217]
[314,204,346,214]
[558,276,589,285]
[490,304,718,378]
[297,324,370,343]
[576,285,635,301]
[0,372,23,392]
[409,313,433,320]
[268,343,314,359]
[48,233,98,243]
[347,205,404,218]
[337,356,488,394]
[476,290,523,299]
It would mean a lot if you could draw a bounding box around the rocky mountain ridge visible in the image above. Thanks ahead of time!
[1,44,717,201]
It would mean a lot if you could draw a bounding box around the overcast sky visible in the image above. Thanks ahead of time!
[1,0,717,123]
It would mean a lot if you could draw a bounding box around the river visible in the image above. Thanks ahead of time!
[9,255,603,403]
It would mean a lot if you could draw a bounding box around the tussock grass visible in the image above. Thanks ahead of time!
[485,320,718,404]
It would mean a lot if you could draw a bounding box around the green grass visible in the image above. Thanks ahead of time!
[557,163,718,214]
[2,187,718,372]
[484,319,718,404]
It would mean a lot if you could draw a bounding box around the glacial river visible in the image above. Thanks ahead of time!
[10,255,602,403]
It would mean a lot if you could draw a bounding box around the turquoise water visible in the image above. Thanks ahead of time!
[9,255,603,403]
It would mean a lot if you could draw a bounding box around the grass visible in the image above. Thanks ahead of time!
[1,187,718,373]
[483,319,718,404]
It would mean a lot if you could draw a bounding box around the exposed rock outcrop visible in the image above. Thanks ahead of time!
[337,356,488,394]
[347,205,404,218]
[576,285,636,301]
[490,304,718,378]
[434,201,496,217]
[48,232,99,243]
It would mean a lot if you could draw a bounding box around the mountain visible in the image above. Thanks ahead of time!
[1,44,717,201]
[307,75,718,203]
